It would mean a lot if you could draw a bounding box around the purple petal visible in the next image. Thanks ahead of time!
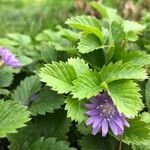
[113,116,124,130]
[85,110,99,116]
[109,120,119,135]
[85,104,97,110]
[102,119,108,137]
[92,125,100,135]
[86,116,96,125]
[92,117,103,128]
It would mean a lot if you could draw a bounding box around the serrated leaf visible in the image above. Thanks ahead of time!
[107,80,143,117]
[67,57,89,76]
[0,100,30,138]
[121,51,150,66]
[39,61,77,94]
[77,34,104,53]
[79,134,117,150]
[29,137,76,150]
[65,97,86,123]
[7,33,31,46]
[8,110,70,149]
[13,75,41,106]
[71,70,102,100]
[0,67,13,88]
[99,62,147,84]
[145,80,150,111]
[124,115,150,145]
[30,87,64,115]
[66,15,104,43]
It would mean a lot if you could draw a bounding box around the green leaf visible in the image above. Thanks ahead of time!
[8,110,70,149]
[71,70,102,100]
[124,20,146,33]
[107,80,143,117]
[124,115,150,145]
[66,15,104,43]
[99,62,147,84]
[30,87,64,115]
[0,67,13,88]
[65,96,86,123]
[0,100,30,138]
[39,61,77,94]
[67,57,89,76]
[7,33,31,46]
[13,75,41,106]
[79,134,117,150]
[121,51,150,66]
[29,137,76,150]
[90,2,117,19]
[77,34,104,53]
[145,79,150,111]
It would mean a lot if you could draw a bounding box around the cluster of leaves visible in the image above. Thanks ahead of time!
[0,1,150,150]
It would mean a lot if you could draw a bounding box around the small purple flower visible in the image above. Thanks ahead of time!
[85,92,130,137]
[0,48,21,68]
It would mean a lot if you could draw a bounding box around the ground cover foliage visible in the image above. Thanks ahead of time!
[0,0,150,149]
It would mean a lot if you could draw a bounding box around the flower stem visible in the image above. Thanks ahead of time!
[119,134,123,150]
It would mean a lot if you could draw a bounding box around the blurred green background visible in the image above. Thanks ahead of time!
[0,0,149,37]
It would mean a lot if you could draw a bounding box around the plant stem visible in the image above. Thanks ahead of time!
[119,134,123,150]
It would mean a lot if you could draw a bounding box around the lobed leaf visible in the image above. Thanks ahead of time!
[39,61,77,94]
[66,15,104,43]
[107,80,143,117]
[0,100,30,138]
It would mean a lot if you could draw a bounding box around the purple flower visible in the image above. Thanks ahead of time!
[0,48,21,68]
[85,92,130,137]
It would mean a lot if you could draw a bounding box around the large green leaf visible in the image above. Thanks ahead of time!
[29,137,76,150]
[65,97,86,123]
[0,100,30,138]
[39,61,77,94]
[124,115,150,146]
[0,67,13,88]
[8,110,71,149]
[71,70,103,100]
[79,134,117,150]
[67,57,89,76]
[99,62,147,84]
[120,51,150,66]
[30,87,64,115]
[77,34,105,53]
[107,80,143,117]
[66,15,104,43]
[13,75,41,106]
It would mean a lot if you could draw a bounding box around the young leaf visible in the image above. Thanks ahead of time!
[79,134,117,150]
[66,15,104,43]
[13,75,41,106]
[0,100,30,138]
[99,61,147,84]
[71,70,103,100]
[107,80,143,117]
[65,96,86,123]
[77,34,104,53]
[29,137,76,150]
[39,61,77,94]
[67,57,89,76]
[30,87,64,115]
[0,67,13,88]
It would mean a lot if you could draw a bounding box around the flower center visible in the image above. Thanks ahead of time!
[97,101,115,117]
